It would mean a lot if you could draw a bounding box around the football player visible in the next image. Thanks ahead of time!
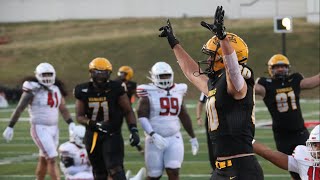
[116,65,137,104]
[59,125,93,180]
[136,61,199,180]
[74,57,140,180]
[159,6,264,179]
[255,54,320,179]
[2,62,75,180]
[253,125,320,180]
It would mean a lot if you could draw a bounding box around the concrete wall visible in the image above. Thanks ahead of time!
[0,0,318,23]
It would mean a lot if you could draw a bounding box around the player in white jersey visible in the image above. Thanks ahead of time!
[136,62,199,180]
[2,62,75,180]
[59,125,94,180]
[253,125,320,180]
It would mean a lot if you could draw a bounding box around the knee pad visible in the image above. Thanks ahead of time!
[108,166,126,180]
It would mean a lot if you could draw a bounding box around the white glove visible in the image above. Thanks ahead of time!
[190,137,199,155]
[3,127,14,142]
[151,132,168,150]
[68,122,76,135]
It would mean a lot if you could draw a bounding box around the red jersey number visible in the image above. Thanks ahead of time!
[159,97,179,116]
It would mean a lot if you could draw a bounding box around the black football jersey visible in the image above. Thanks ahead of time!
[206,65,255,157]
[257,73,304,132]
[74,81,125,132]
[115,78,137,102]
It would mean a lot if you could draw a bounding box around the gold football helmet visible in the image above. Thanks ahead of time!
[89,57,112,88]
[267,54,290,78]
[201,32,248,72]
[118,66,134,81]
[89,57,112,71]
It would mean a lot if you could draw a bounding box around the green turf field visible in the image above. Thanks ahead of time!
[0,99,319,179]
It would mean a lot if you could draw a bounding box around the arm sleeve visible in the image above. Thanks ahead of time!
[139,117,154,135]
[224,51,245,92]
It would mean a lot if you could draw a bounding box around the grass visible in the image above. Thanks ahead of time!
[0,17,319,100]
[0,99,319,179]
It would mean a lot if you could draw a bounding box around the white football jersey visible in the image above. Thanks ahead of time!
[23,81,62,126]
[58,141,92,176]
[137,83,187,137]
[288,145,320,180]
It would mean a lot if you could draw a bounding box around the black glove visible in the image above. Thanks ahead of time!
[159,19,179,49]
[87,120,109,134]
[129,124,140,147]
[200,6,227,40]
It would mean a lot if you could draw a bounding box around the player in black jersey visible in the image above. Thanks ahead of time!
[116,65,137,104]
[159,6,263,180]
[74,57,140,180]
[196,92,216,172]
[255,54,320,180]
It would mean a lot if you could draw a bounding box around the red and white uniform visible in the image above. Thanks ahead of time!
[289,145,320,180]
[59,142,93,180]
[137,83,187,177]
[23,81,62,158]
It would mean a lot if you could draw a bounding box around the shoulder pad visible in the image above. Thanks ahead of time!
[292,145,314,166]
[174,83,188,94]
[290,73,304,79]
[22,81,40,92]
[136,84,154,97]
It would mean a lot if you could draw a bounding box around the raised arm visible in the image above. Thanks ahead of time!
[300,73,320,89]
[158,20,209,95]
[220,39,248,99]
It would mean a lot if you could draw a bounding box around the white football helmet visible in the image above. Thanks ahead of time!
[306,125,320,166]
[35,62,56,87]
[149,62,174,89]
[70,125,86,148]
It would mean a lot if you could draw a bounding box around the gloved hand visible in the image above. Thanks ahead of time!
[190,137,199,155]
[68,122,76,135]
[159,19,180,49]
[87,120,109,134]
[3,126,14,142]
[200,6,227,40]
[150,132,168,150]
[129,126,140,147]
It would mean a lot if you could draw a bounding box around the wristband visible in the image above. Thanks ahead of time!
[149,131,155,136]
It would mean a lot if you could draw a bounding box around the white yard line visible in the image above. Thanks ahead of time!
[0,153,38,165]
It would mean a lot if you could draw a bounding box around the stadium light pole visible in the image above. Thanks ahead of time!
[274,16,293,56]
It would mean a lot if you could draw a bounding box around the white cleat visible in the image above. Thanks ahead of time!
[126,170,132,180]
[129,167,146,180]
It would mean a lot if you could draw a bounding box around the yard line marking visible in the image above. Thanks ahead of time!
[0,153,38,165]
[0,99,318,113]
